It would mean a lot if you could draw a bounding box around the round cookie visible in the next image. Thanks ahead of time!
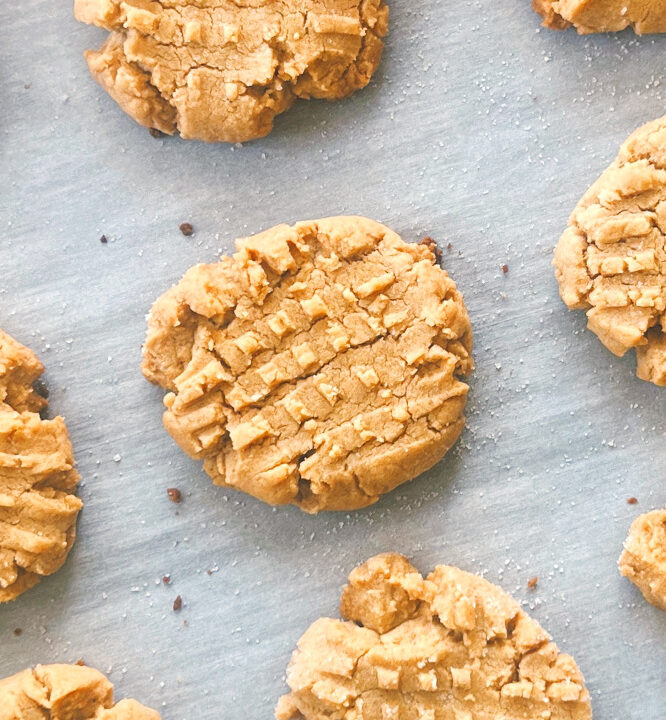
[553,115,666,385]
[74,0,389,142]
[618,507,666,611]
[276,553,592,720]
[142,217,473,513]
[533,0,666,33]
[0,663,160,719]
[0,330,83,602]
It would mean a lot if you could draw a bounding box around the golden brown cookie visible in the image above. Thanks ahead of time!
[553,115,666,386]
[0,330,83,602]
[618,507,666,611]
[0,663,160,720]
[276,553,592,720]
[74,0,389,142]
[533,0,666,33]
[142,217,473,513]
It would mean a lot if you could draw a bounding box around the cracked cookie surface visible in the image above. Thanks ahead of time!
[553,114,666,385]
[0,330,83,602]
[0,663,160,720]
[74,0,388,142]
[618,507,666,611]
[275,553,592,720]
[142,217,472,513]
[532,0,666,33]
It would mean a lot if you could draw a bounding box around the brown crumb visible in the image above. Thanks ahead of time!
[24,83,31,90]
[527,576,538,589]
[167,487,182,503]
[75,659,85,666]
[99,235,108,244]
[173,595,183,611]
[446,242,452,251]
[162,574,171,585]
[34,379,49,400]
[149,127,165,138]
[183,620,189,627]
[627,497,638,505]
[179,222,194,237]
[419,236,442,263]
[13,628,22,637]
[501,264,509,274]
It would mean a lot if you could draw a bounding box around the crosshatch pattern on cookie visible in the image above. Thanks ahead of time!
[553,115,666,386]
[142,217,473,512]
[276,553,592,720]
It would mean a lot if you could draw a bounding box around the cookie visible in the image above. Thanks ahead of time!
[275,553,592,720]
[74,0,388,142]
[142,217,473,513]
[0,663,160,719]
[0,330,83,602]
[533,0,666,33]
[618,507,666,611]
[553,115,666,386]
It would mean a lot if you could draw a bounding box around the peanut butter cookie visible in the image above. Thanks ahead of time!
[533,0,666,33]
[553,115,666,385]
[276,553,592,720]
[618,507,666,611]
[0,663,160,719]
[0,330,83,602]
[74,0,388,142]
[142,217,473,513]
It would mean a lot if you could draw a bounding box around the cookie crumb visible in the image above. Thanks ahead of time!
[149,128,164,138]
[13,628,22,637]
[627,497,638,505]
[162,574,171,585]
[173,595,182,611]
[419,236,441,263]
[527,576,538,589]
[501,264,509,274]
[166,488,182,503]
[75,659,85,666]
[99,235,108,244]
[179,222,194,237]
[33,379,49,400]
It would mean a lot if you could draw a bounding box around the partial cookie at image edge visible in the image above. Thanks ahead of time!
[552,114,666,386]
[0,330,83,603]
[0,663,160,720]
[276,553,592,720]
[618,507,666,611]
[74,0,389,142]
[532,0,666,34]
